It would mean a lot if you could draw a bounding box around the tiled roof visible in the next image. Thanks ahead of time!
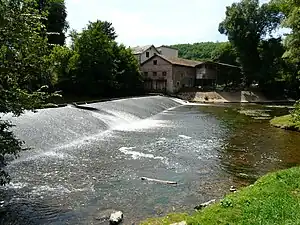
[158,54,202,67]
[131,45,153,54]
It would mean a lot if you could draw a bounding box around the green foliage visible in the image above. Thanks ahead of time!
[271,0,300,96]
[37,0,68,45]
[270,114,300,131]
[211,42,238,66]
[258,38,286,89]
[0,0,57,185]
[171,42,226,61]
[219,0,283,85]
[291,100,300,123]
[50,20,143,97]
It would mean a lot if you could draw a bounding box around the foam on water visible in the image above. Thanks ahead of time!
[11,151,71,164]
[178,135,192,139]
[119,147,164,160]
[114,119,170,131]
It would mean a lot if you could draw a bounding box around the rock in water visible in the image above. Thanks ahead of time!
[194,199,216,210]
[109,211,123,225]
[94,209,117,221]
[230,186,237,192]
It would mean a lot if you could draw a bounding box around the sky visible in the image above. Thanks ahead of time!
[65,0,269,47]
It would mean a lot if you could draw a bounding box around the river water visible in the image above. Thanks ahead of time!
[1,96,299,224]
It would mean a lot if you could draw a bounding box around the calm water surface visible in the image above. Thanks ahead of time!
[1,98,299,225]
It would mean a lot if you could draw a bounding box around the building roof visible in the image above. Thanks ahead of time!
[131,45,157,54]
[141,54,201,67]
[197,61,241,69]
[159,54,201,67]
[141,54,241,69]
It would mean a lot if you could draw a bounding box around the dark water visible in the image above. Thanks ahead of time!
[1,96,299,224]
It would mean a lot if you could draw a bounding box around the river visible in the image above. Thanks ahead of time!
[0,96,299,224]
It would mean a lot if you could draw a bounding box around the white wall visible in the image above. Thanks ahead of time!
[158,46,178,58]
[140,46,159,64]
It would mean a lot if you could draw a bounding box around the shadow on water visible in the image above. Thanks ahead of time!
[0,188,80,225]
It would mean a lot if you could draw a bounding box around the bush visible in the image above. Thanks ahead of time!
[291,100,300,123]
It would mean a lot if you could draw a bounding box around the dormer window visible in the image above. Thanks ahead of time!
[146,52,149,58]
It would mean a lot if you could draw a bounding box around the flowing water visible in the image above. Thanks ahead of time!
[0,96,299,224]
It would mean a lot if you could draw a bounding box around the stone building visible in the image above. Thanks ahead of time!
[141,54,240,93]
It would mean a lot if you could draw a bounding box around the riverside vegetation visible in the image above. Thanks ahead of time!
[271,100,300,132]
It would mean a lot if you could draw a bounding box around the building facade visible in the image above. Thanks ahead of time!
[141,54,240,93]
[157,46,179,58]
[131,45,160,64]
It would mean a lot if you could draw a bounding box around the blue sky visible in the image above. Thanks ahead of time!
[65,0,269,47]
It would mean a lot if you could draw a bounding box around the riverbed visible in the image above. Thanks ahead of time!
[1,97,299,224]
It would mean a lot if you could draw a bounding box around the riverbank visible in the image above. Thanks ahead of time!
[140,166,300,225]
[177,91,294,103]
[270,115,300,132]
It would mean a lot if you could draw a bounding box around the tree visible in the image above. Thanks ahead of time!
[36,0,68,46]
[101,21,117,40]
[51,20,142,97]
[72,21,117,96]
[270,0,300,97]
[0,0,56,185]
[113,44,143,95]
[281,0,300,77]
[219,0,283,85]
[211,42,239,66]
[171,42,225,61]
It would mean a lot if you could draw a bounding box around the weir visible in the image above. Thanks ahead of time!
[3,96,183,152]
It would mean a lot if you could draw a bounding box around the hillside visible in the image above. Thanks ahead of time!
[170,42,229,61]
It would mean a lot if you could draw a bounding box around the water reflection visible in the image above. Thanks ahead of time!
[200,104,300,187]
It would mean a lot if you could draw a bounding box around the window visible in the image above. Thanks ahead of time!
[181,73,184,78]
[162,71,167,76]
[144,72,148,77]
[176,81,180,86]
[153,60,157,65]
[146,52,150,58]
[153,72,157,76]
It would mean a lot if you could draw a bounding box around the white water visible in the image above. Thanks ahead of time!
[119,147,164,160]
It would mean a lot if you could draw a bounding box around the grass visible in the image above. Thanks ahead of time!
[140,166,300,225]
[270,115,300,132]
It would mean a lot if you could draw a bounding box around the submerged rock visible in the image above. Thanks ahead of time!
[109,211,123,225]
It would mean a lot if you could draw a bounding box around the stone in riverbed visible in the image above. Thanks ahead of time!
[109,211,123,225]
[194,199,216,210]
[230,186,237,192]
[94,209,117,222]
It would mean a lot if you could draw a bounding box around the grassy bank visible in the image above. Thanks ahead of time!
[141,166,300,225]
[270,115,300,132]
